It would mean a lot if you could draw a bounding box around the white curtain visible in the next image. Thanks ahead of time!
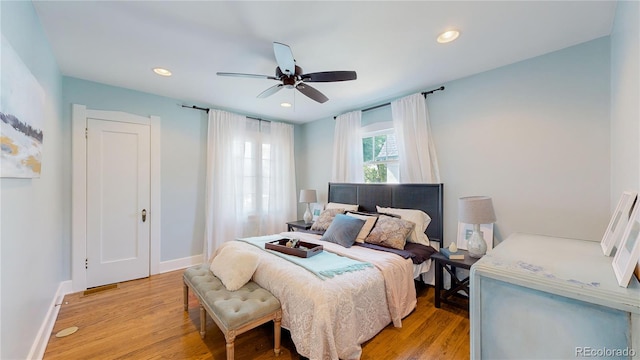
[204,110,296,261]
[331,110,364,182]
[391,93,441,183]
[259,120,297,235]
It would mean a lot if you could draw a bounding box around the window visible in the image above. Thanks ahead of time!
[362,127,399,183]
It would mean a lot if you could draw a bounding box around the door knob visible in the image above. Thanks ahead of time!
[142,209,147,222]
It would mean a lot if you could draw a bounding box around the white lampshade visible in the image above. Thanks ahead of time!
[458,196,496,224]
[299,189,317,203]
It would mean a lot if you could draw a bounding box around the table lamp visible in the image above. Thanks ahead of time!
[299,189,317,224]
[458,196,497,258]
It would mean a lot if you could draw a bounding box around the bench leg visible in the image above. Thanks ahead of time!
[183,282,188,311]
[225,331,236,360]
[274,311,282,356]
[199,305,206,339]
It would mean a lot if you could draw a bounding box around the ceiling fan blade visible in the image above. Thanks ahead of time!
[257,84,284,98]
[273,42,296,77]
[217,72,278,80]
[296,83,329,103]
[301,71,357,82]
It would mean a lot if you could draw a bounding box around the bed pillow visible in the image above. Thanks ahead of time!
[210,246,259,291]
[346,212,378,243]
[365,215,415,250]
[376,206,431,245]
[326,202,359,212]
[311,208,345,231]
[320,214,365,248]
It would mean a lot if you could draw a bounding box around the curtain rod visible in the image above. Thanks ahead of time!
[180,104,269,122]
[334,86,445,119]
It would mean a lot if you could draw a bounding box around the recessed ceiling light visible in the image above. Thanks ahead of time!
[437,30,460,44]
[280,102,292,108]
[153,67,172,77]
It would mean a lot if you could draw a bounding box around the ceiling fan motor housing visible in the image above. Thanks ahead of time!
[276,65,303,83]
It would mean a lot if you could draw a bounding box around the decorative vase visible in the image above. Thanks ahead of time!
[467,224,487,258]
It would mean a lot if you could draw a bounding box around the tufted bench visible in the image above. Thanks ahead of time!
[183,264,282,360]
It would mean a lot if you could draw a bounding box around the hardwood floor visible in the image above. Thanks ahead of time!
[44,270,470,360]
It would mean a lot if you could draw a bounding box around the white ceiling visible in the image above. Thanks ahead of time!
[33,1,616,123]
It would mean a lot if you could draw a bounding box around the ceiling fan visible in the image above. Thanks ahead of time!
[216,42,357,104]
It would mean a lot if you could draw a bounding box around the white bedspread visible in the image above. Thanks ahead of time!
[219,232,416,360]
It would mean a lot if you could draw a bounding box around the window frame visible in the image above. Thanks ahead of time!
[361,121,399,184]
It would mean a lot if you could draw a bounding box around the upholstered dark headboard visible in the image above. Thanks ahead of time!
[328,182,444,246]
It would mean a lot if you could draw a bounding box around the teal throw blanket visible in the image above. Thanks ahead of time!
[237,235,373,280]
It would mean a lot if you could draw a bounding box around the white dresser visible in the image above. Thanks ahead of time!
[470,233,640,359]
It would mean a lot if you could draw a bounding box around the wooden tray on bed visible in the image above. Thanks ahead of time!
[265,238,323,258]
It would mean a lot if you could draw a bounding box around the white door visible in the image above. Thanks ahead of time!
[86,118,150,288]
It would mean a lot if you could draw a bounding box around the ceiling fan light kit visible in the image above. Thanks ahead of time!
[217,42,357,104]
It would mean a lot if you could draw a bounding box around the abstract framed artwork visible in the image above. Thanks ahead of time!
[612,201,640,287]
[601,191,637,256]
[1,35,45,178]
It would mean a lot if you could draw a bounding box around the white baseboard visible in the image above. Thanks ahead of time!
[159,254,203,274]
[28,280,73,360]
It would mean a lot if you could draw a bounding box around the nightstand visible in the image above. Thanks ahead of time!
[286,220,312,232]
[432,249,480,309]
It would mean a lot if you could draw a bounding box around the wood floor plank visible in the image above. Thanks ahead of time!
[44,270,469,360]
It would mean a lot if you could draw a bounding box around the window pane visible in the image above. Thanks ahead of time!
[362,137,373,162]
[374,134,399,162]
[364,163,388,183]
[386,133,398,160]
[386,163,399,183]
[374,135,386,161]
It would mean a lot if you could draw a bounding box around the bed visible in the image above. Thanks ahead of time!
[215,182,444,360]
[328,182,444,282]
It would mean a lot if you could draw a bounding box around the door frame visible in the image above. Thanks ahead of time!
[71,104,161,292]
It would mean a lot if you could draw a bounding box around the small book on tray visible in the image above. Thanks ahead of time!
[440,248,464,260]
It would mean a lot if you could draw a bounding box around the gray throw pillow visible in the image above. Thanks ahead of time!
[320,214,365,248]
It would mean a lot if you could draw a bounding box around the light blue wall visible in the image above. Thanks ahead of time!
[297,37,611,244]
[294,116,333,216]
[1,2,64,359]
[610,1,639,208]
[609,0,640,272]
[433,37,610,244]
[62,77,208,264]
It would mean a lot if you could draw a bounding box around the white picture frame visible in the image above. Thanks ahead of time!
[612,201,640,287]
[311,203,323,221]
[601,191,637,256]
[457,222,494,251]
